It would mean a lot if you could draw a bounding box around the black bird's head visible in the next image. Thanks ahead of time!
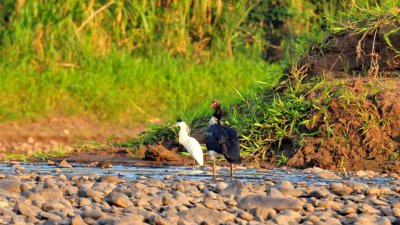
[210,99,220,110]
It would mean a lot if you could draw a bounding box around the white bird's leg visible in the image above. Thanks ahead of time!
[230,163,233,181]
[210,151,217,180]
[213,159,217,180]
[192,159,196,170]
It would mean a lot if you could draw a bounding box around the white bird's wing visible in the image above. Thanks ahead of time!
[184,137,204,166]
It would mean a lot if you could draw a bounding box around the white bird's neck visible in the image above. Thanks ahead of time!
[178,125,190,144]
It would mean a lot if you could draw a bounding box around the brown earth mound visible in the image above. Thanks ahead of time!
[300,24,400,77]
[284,26,400,173]
[287,79,400,172]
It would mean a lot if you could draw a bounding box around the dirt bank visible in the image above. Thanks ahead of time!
[0,117,143,159]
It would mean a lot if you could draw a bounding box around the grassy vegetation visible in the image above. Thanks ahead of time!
[0,0,360,125]
[1,0,303,124]
[0,53,280,124]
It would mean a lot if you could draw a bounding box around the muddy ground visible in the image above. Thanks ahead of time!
[0,117,143,158]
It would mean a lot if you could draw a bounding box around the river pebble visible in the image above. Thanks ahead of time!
[0,166,398,224]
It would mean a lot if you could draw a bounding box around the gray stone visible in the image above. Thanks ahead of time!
[38,188,64,201]
[219,180,248,197]
[43,178,58,189]
[315,217,342,225]
[65,186,79,196]
[106,192,133,208]
[238,194,303,211]
[42,200,66,211]
[238,210,253,221]
[249,206,277,220]
[355,170,367,177]
[16,200,42,218]
[42,219,58,225]
[149,214,172,225]
[348,182,369,193]
[162,195,178,206]
[304,202,314,212]
[307,188,330,199]
[97,218,118,225]
[39,211,63,222]
[314,169,342,180]
[171,182,185,192]
[274,180,302,197]
[359,203,381,214]
[179,206,235,224]
[354,214,387,225]
[366,187,382,196]
[203,198,226,210]
[77,188,104,202]
[0,179,21,193]
[147,179,165,188]
[393,207,400,217]
[20,182,33,192]
[117,214,146,225]
[214,181,228,193]
[318,200,343,211]
[330,183,353,196]
[98,175,125,184]
[11,215,26,225]
[280,209,301,219]
[204,188,217,199]
[173,191,191,206]
[81,209,105,220]
[0,207,17,217]
[340,206,357,215]
[59,160,73,168]
[71,215,87,225]
[266,187,283,198]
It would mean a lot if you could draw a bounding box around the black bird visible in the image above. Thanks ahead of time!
[204,115,241,180]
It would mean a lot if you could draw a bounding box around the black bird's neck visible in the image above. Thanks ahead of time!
[213,107,222,122]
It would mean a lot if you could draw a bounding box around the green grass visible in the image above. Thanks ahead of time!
[0,53,281,124]
[0,0,356,125]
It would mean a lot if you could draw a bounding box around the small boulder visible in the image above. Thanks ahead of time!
[238,194,303,211]
[106,192,133,208]
[59,160,73,168]
[219,180,248,197]
[0,179,21,193]
[214,182,228,193]
[97,175,125,184]
[178,206,235,224]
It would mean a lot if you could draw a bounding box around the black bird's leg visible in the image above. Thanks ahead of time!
[230,163,233,181]
[212,158,217,180]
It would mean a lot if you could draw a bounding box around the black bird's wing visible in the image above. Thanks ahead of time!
[219,125,241,164]
[204,125,223,154]
[205,124,241,164]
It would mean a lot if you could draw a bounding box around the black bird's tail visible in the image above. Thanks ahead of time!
[222,126,241,164]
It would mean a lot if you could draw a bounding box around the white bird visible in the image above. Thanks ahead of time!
[174,120,204,166]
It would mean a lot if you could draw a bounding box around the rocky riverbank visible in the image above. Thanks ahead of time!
[0,164,400,225]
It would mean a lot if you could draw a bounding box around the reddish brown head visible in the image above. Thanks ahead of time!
[210,99,220,110]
